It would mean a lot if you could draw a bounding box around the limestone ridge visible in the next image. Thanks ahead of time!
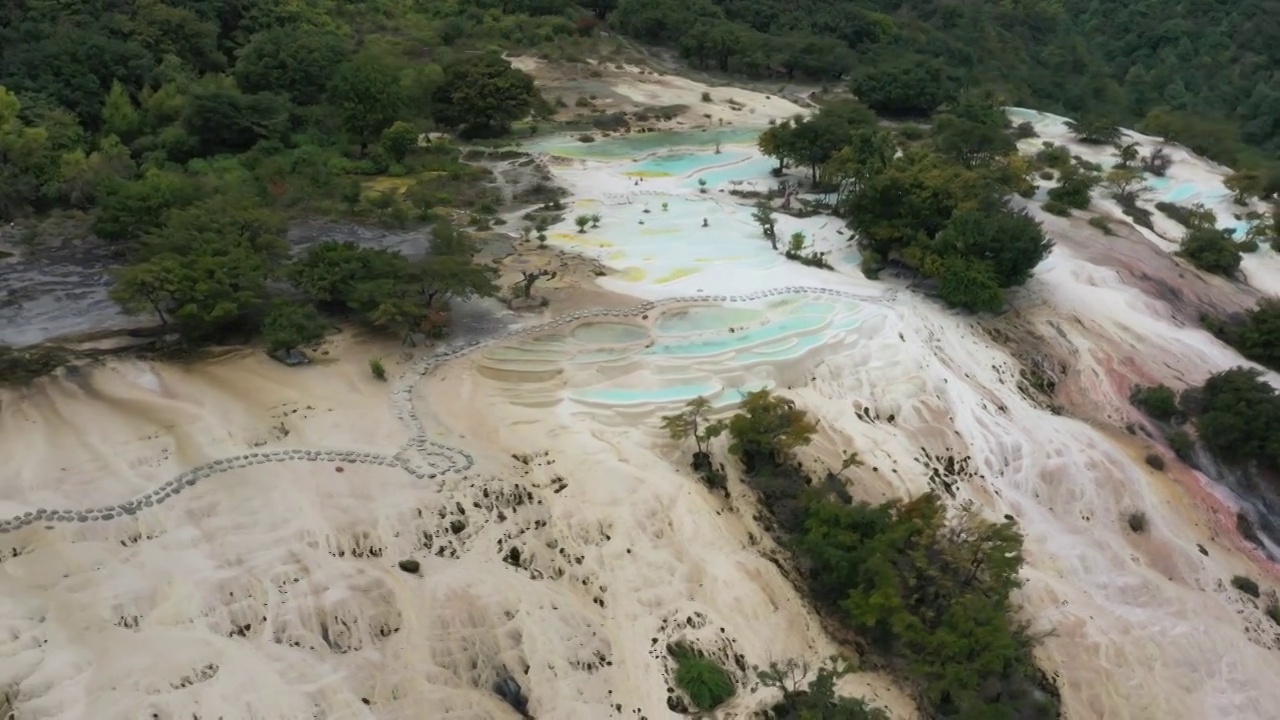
[0,286,895,532]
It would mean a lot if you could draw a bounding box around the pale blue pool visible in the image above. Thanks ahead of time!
[573,383,721,405]
[687,156,778,188]
[655,307,764,334]
[569,322,650,345]
[528,129,760,160]
[629,150,751,177]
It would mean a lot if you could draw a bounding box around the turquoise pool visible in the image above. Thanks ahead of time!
[629,150,751,177]
[527,129,760,160]
[573,382,721,406]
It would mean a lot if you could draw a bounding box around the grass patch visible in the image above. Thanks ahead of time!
[671,643,734,711]
[368,357,387,381]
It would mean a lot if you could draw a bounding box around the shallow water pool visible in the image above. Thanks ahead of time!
[628,150,751,178]
[573,382,722,406]
[569,322,650,345]
[654,306,764,334]
[528,129,760,160]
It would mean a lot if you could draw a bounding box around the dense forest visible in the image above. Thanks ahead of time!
[608,0,1280,172]
[2,0,1277,223]
[0,0,1273,345]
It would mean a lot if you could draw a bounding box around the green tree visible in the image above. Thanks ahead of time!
[752,201,778,248]
[1179,225,1241,276]
[262,302,327,353]
[181,78,290,158]
[850,60,958,118]
[660,395,726,457]
[1102,166,1147,203]
[932,102,1016,169]
[931,206,1053,289]
[234,26,349,106]
[102,80,140,143]
[288,241,414,310]
[927,254,1006,313]
[671,645,734,710]
[432,54,539,137]
[329,53,405,153]
[380,121,418,162]
[93,170,200,249]
[798,494,1051,718]
[1210,299,1280,373]
[825,128,896,205]
[1194,368,1280,467]
[1066,117,1122,145]
[726,389,818,471]
[111,242,270,338]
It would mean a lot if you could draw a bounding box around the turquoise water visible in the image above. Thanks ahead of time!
[528,129,759,160]
[629,150,751,177]
[641,312,832,358]
[685,156,779,188]
[496,297,867,407]
[569,322,650,344]
[655,307,763,334]
[574,383,720,405]
[1164,183,1199,203]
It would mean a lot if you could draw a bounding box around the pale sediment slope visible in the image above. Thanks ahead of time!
[508,119,1280,717]
[6,65,1280,720]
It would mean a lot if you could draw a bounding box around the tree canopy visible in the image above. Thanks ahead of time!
[699,388,1057,718]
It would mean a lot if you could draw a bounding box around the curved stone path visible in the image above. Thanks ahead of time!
[0,286,890,534]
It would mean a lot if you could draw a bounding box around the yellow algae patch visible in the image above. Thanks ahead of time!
[576,198,604,208]
[556,233,615,248]
[362,176,414,194]
[607,251,629,262]
[625,170,671,178]
[617,267,646,281]
[655,267,700,283]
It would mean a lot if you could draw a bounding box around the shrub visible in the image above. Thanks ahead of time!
[701,91,712,102]
[369,357,387,381]
[1034,143,1072,169]
[1088,215,1112,234]
[1037,169,1055,180]
[576,133,595,143]
[1047,171,1097,209]
[671,644,733,710]
[1166,428,1194,460]
[1144,453,1165,470]
[1013,121,1037,139]
[1267,603,1280,625]
[1179,226,1242,276]
[1130,384,1180,420]
[896,124,928,141]
[1043,199,1071,216]
[1120,203,1155,230]
[1126,510,1148,533]
[1238,237,1260,253]
[1231,575,1261,598]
